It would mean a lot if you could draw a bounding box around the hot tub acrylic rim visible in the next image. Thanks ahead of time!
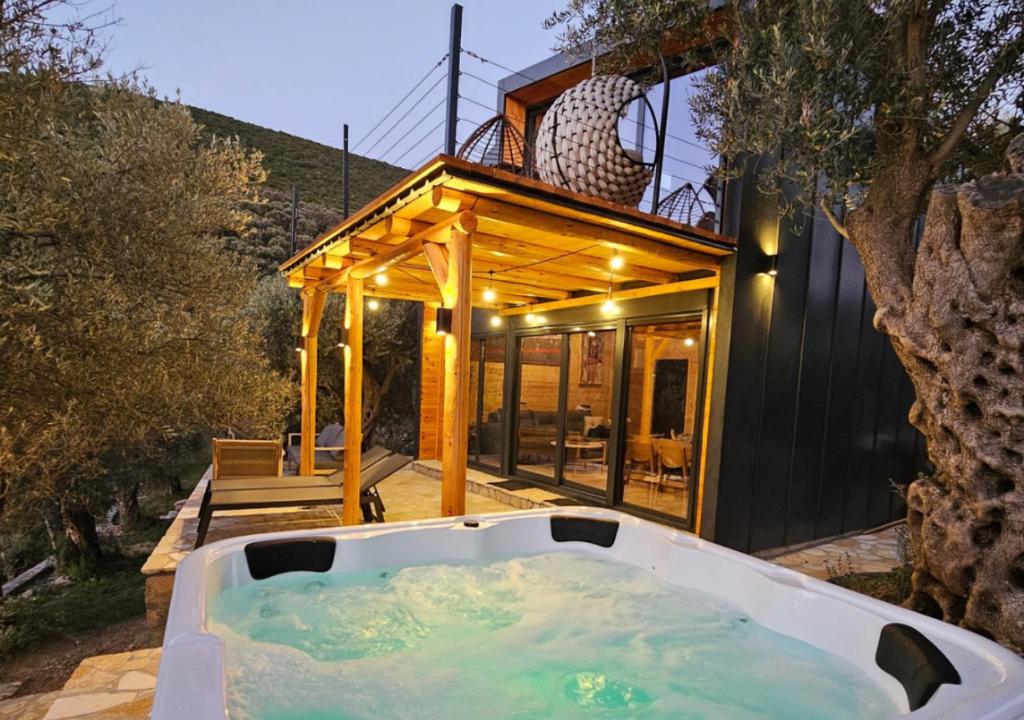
[153,507,1024,720]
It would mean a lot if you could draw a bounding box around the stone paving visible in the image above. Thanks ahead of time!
[0,690,61,720]
[19,649,161,720]
[770,525,904,580]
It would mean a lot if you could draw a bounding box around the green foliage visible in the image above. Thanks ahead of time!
[549,0,1024,210]
[246,276,420,452]
[188,106,408,212]
[0,4,294,557]
[830,564,914,607]
[0,554,145,662]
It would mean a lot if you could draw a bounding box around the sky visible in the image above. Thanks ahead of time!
[100,0,565,161]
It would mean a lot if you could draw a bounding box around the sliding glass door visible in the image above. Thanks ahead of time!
[619,319,703,523]
[467,334,505,472]
[561,329,615,494]
[515,334,564,481]
[512,328,616,495]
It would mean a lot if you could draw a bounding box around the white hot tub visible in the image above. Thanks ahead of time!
[152,508,1024,720]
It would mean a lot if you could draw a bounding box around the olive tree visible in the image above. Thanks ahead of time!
[0,2,292,561]
[549,0,1024,650]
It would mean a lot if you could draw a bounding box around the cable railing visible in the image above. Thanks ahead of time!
[345,46,719,224]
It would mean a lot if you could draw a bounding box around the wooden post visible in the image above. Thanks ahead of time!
[639,335,657,437]
[342,275,364,525]
[299,290,326,476]
[440,212,475,516]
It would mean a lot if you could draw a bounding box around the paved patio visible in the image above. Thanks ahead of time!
[770,525,904,580]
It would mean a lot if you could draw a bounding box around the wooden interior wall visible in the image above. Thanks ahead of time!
[481,362,504,418]
[418,305,445,460]
[566,333,616,418]
[626,337,701,436]
[519,362,561,413]
[516,335,617,419]
[709,166,927,553]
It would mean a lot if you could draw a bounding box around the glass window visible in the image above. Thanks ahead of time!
[515,334,563,481]
[561,330,615,493]
[619,320,703,521]
[468,339,481,463]
[477,335,505,471]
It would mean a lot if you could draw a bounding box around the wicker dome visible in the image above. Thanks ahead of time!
[534,75,654,207]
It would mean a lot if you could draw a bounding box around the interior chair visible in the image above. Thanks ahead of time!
[623,436,655,483]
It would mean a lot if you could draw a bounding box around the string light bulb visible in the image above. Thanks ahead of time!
[683,337,695,347]
[374,269,389,286]
[489,315,502,328]
[482,270,497,303]
[609,250,624,271]
[367,298,380,311]
[601,279,618,316]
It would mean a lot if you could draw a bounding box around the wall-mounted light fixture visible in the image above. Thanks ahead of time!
[436,307,453,336]
[337,326,349,349]
[294,335,304,353]
[760,253,779,277]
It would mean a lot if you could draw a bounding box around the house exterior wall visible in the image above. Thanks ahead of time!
[702,165,927,553]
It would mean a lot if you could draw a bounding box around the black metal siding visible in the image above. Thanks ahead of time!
[709,173,925,553]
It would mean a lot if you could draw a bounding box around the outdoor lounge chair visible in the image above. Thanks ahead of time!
[194,447,411,548]
[284,422,345,471]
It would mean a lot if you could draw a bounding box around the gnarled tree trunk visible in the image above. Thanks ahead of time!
[871,170,1024,652]
[60,500,102,564]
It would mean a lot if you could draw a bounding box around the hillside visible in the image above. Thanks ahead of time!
[188,106,407,212]
[186,106,408,275]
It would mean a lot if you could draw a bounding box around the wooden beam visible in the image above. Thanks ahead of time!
[353,238,572,300]
[383,215,430,239]
[319,212,475,290]
[440,213,474,516]
[500,276,719,316]
[299,289,327,475]
[457,194,721,269]
[350,234,424,280]
[342,275,364,526]
[432,186,475,213]
[423,242,448,296]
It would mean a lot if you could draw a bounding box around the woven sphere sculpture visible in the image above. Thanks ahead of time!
[534,75,654,207]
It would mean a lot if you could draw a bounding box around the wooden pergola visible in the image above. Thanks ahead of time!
[279,156,735,525]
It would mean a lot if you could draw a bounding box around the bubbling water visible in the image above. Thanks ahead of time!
[208,552,899,720]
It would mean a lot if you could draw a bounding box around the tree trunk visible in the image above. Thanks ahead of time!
[116,481,141,531]
[864,173,1024,652]
[60,501,102,564]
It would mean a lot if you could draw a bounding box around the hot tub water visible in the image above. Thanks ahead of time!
[209,552,898,720]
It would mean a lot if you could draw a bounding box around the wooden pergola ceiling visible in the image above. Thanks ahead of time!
[281,156,735,309]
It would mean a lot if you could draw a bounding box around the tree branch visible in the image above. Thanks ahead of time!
[930,33,1024,174]
[819,197,850,239]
